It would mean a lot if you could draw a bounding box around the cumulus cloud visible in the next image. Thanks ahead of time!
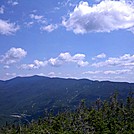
[62,0,134,34]
[77,60,89,67]
[0,19,19,35]
[92,54,134,68]
[20,64,35,70]
[58,52,72,61]
[41,24,58,32]
[92,53,106,60]
[20,60,47,70]
[48,52,89,67]
[0,48,27,65]
[20,52,88,70]
[48,58,62,67]
[72,54,85,61]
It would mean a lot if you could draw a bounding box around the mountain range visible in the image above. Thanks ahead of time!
[0,75,134,126]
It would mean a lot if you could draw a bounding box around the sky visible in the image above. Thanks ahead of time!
[0,0,134,82]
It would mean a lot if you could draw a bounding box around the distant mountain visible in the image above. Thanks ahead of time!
[0,75,134,126]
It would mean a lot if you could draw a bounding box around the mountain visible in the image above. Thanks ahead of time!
[0,75,134,126]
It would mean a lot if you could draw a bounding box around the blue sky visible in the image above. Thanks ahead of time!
[0,0,134,82]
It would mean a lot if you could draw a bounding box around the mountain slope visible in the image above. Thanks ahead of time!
[0,76,134,125]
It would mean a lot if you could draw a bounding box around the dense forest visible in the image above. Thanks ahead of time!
[0,92,133,134]
[1,75,134,127]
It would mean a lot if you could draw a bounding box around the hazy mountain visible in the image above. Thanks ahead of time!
[0,75,133,126]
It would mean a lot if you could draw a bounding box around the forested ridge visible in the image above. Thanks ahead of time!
[0,75,134,127]
[1,92,133,134]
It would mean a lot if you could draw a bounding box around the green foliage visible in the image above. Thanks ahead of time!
[0,92,133,134]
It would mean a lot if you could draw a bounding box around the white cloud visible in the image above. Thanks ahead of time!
[57,0,75,8]
[36,73,46,76]
[0,48,27,65]
[53,0,76,13]
[34,60,47,67]
[104,69,131,75]
[72,54,85,61]
[20,60,47,70]
[96,53,106,59]
[92,53,106,60]
[8,0,18,6]
[83,68,132,76]
[30,14,43,20]
[20,52,88,70]
[30,14,46,24]
[83,70,102,74]
[48,72,56,77]
[48,52,89,67]
[41,24,58,32]
[6,72,16,77]
[58,52,72,61]
[77,60,89,67]
[62,0,134,34]
[48,58,62,67]
[4,65,10,69]
[20,64,35,70]
[12,1,18,6]
[0,19,19,35]
[92,54,134,68]
[0,6,4,14]
[24,22,34,27]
